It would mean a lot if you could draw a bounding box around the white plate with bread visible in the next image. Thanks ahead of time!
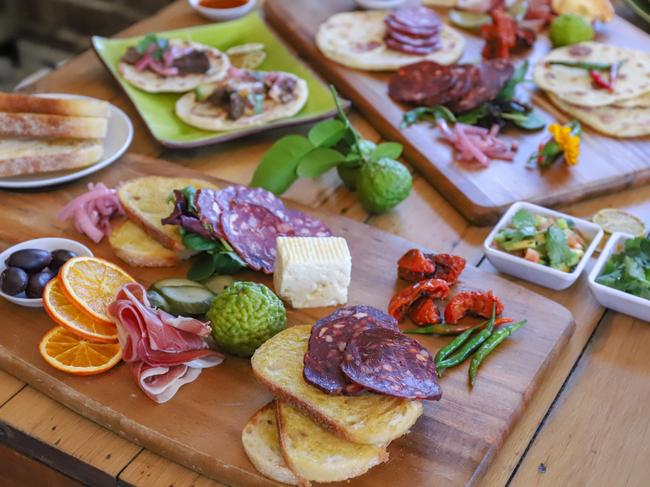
[0,92,132,189]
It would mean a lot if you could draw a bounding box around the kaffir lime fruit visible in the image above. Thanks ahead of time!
[550,14,594,47]
[207,281,286,357]
[356,157,412,214]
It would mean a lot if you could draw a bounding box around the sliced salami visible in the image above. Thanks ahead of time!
[285,209,332,237]
[340,327,442,400]
[303,306,398,395]
[194,189,224,238]
[385,37,439,55]
[220,203,293,274]
[386,29,440,48]
[388,62,456,106]
[390,6,441,30]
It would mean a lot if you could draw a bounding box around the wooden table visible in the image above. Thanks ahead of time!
[1,1,648,486]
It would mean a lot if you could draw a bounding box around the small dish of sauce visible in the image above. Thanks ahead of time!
[189,0,255,20]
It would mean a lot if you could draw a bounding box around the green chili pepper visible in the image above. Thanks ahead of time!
[436,306,497,376]
[547,60,615,71]
[406,323,480,336]
[468,320,527,387]
[434,325,482,366]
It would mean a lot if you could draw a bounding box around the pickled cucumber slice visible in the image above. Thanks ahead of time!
[202,275,235,294]
[152,278,205,292]
[159,286,215,316]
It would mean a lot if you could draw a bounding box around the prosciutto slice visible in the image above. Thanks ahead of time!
[108,283,224,403]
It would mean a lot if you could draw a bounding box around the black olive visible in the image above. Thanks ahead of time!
[6,249,52,273]
[25,271,55,299]
[1,267,29,296]
[49,249,78,273]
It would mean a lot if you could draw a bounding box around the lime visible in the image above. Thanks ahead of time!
[207,281,286,357]
[549,14,594,47]
[357,158,412,214]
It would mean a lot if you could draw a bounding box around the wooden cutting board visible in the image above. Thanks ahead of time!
[264,0,650,225]
[0,154,574,487]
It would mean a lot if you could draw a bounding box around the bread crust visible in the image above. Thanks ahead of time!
[0,92,109,117]
[0,139,102,177]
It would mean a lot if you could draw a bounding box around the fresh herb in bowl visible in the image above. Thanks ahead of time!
[595,236,650,300]
[492,208,587,272]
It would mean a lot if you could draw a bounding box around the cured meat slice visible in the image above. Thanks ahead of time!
[447,64,481,106]
[388,62,456,106]
[387,30,440,48]
[385,16,440,38]
[285,209,332,237]
[195,189,224,238]
[340,327,441,400]
[390,6,441,30]
[449,59,514,113]
[221,203,293,274]
[303,306,398,395]
[385,37,439,55]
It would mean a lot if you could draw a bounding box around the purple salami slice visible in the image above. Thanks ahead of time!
[341,327,441,400]
[390,6,441,30]
[303,306,398,395]
[285,209,332,237]
[385,16,439,38]
[386,29,440,48]
[385,37,439,55]
[194,189,224,238]
[220,203,293,274]
[214,185,240,211]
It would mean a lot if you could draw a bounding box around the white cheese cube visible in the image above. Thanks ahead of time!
[273,236,351,309]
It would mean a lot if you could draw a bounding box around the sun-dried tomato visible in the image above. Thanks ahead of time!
[430,254,466,286]
[388,278,450,322]
[397,249,436,282]
[409,297,441,326]
[444,290,504,324]
[481,9,518,59]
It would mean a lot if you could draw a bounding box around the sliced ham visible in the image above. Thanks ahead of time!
[109,282,224,403]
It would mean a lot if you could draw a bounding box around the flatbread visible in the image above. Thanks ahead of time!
[612,91,650,108]
[175,73,308,131]
[548,92,650,138]
[118,40,230,93]
[534,42,650,107]
[316,10,465,71]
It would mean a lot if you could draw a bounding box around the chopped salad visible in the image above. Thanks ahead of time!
[493,209,587,272]
[596,237,650,300]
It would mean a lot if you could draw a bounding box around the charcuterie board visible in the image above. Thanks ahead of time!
[0,154,574,486]
[264,0,650,225]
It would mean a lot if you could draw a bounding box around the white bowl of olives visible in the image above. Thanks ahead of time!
[0,238,93,308]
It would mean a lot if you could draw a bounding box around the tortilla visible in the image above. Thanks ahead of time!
[548,93,650,138]
[316,11,465,71]
[118,40,230,93]
[534,42,650,107]
[612,91,650,109]
[175,73,308,131]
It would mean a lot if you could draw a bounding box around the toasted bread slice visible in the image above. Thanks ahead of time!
[117,176,219,252]
[242,402,299,486]
[0,138,103,177]
[0,92,109,117]
[0,113,107,139]
[251,325,423,446]
[277,401,388,486]
[109,220,179,267]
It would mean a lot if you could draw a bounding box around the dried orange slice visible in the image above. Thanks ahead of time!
[59,256,135,324]
[39,326,122,376]
[43,279,118,343]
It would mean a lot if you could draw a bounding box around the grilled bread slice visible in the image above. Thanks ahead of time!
[0,112,107,139]
[251,325,423,446]
[117,176,219,252]
[109,220,179,267]
[276,401,388,486]
[0,92,109,117]
[0,138,103,177]
[242,402,299,486]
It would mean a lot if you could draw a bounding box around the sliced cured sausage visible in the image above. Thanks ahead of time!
[385,16,440,38]
[388,61,456,106]
[385,37,439,55]
[285,209,332,237]
[387,29,440,48]
[194,189,224,238]
[340,327,442,400]
[448,59,514,113]
[303,306,398,395]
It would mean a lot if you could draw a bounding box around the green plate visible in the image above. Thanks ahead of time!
[92,12,338,148]
[626,0,650,24]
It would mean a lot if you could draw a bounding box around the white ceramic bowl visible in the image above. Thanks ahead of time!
[588,232,650,322]
[354,0,407,9]
[187,0,256,21]
[484,202,604,290]
[0,238,93,308]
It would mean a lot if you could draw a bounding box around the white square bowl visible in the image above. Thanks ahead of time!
[588,232,650,322]
[483,202,604,290]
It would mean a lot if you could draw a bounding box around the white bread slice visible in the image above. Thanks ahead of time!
[0,112,107,139]
[117,176,220,252]
[0,138,103,177]
[109,220,179,268]
[242,402,299,486]
[277,401,388,486]
[251,325,423,446]
[0,92,109,117]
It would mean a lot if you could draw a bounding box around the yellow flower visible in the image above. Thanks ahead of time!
[548,123,580,166]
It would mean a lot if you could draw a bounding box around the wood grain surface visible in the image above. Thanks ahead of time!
[0,154,573,486]
[264,0,650,224]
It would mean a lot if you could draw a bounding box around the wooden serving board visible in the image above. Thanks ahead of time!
[0,154,574,487]
[264,0,650,225]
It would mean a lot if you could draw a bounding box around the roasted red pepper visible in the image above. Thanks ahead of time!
[444,290,505,324]
[397,249,436,282]
[481,9,518,59]
[409,297,441,326]
[388,278,450,322]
